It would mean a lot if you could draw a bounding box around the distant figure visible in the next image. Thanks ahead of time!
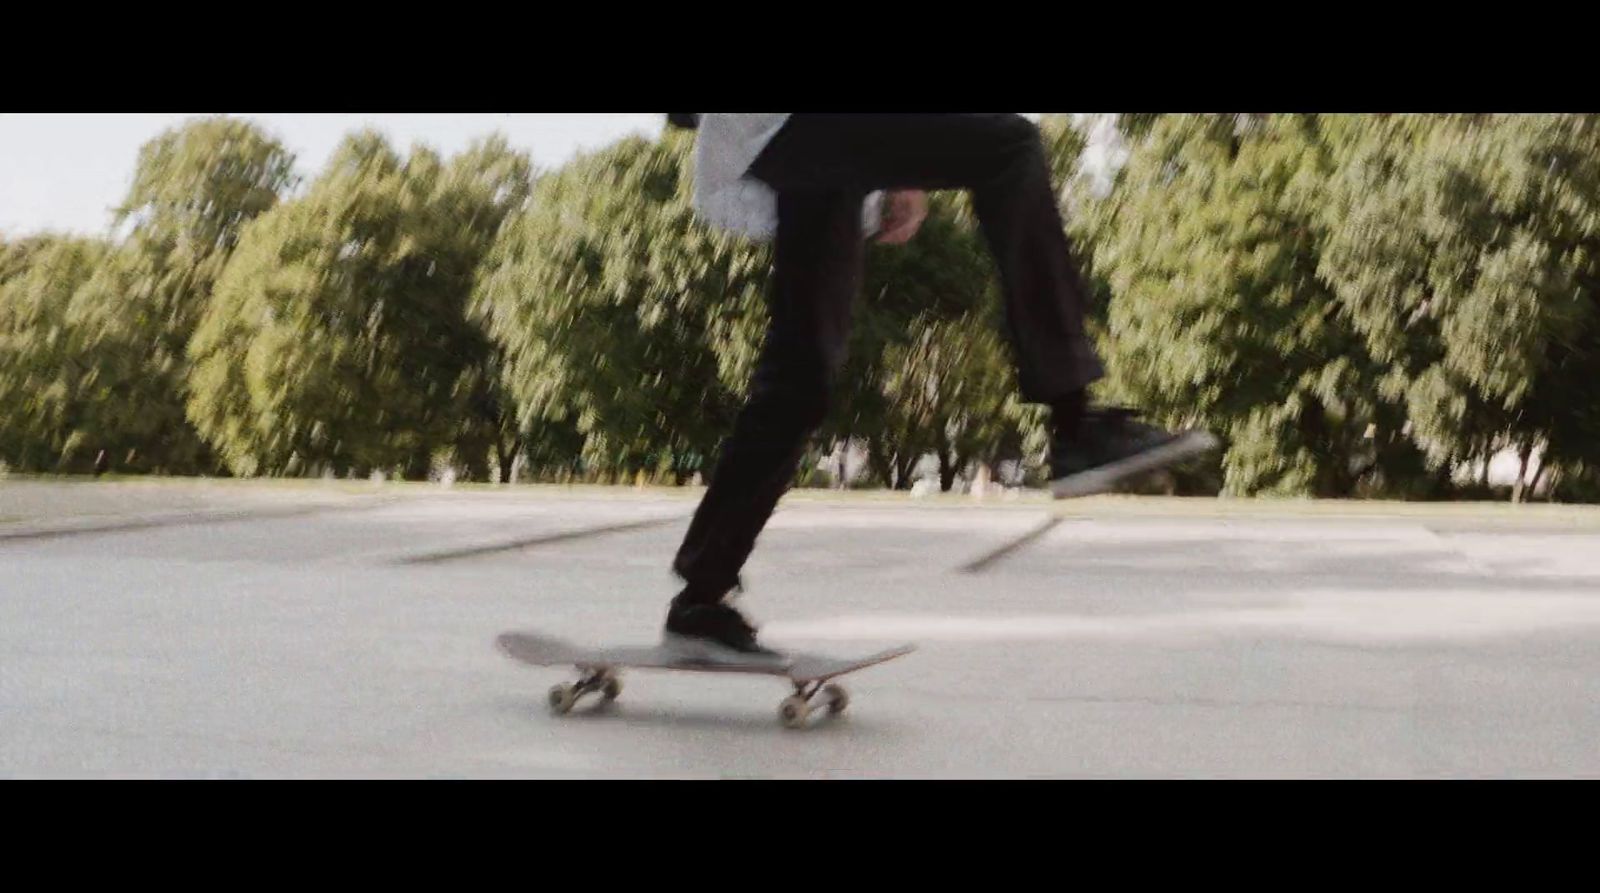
[661,114,1217,661]
[93,450,109,477]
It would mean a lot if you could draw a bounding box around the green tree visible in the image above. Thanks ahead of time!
[875,312,1022,491]
[6,117,298,475]
[427,136,535,481]
[475,133,770,484]
[112,117,295,472]
[1319,114,1600,501]
[188,132,514,478]
[0,235,114,471]
[1090,114,1410,496]
[834,193,1028,490]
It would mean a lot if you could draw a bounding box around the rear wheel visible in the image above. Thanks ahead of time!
[822,683,849,715]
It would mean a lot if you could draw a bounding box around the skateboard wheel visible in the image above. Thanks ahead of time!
[548,684,577,715]
[601,676,623,701]
[779,695,810,729]
[822,683,849,715]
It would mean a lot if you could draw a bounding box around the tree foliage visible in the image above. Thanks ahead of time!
[187,132,531,479]
[475,133,770,483]
[6,114,1598,502]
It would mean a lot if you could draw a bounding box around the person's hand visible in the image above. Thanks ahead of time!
[875,190,928,244]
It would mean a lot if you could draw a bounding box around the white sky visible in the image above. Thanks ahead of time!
[0,113,1124,239]
[0,114,664,238]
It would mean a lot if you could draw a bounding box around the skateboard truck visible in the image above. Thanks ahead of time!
[546,664,623,715]
[548,666,849,730]
[778,680,850,729]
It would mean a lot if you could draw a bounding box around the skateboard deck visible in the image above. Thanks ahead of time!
[496,631,914,729]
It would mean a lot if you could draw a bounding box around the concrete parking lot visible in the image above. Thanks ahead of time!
[3,479,1596,777]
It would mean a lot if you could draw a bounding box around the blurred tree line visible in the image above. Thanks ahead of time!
[2,114,1596,501]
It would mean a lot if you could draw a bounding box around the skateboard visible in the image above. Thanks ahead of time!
[496,631,915,729]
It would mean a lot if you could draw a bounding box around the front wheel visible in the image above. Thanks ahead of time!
[779,695,810,729]
[548,684,577,715]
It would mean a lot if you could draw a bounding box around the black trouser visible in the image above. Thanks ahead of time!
[672,114,1103,601]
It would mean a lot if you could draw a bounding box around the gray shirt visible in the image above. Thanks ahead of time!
[693,113,881,241]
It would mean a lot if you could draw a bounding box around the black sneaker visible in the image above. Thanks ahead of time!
[1050,407,1219,498]
[662,597,789,666]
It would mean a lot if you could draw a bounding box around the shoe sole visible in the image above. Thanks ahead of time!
[661,632,792,668]
[1049,430,1221,499]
